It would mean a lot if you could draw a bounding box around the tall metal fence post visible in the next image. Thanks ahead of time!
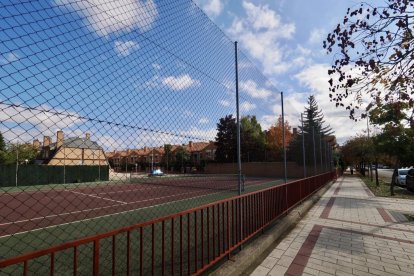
[15,146,19,187]
[319,133,323,173]
[324,140,328,172]
[235,41,242,195]
[312,127,317,176]
[301,113,306,178]
[281,92,287,183]
[63,147,66,184]
[234,41,243,249]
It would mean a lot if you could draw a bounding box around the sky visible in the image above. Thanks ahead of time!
[194,0,378,144]
[0,0,378,151]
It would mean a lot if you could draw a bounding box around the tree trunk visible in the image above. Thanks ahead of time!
[370,162,373,182]
[375,160,379,187]
[391,167,397,196]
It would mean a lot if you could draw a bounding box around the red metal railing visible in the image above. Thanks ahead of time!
[0,171,338,275]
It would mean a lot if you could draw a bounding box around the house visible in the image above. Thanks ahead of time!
[34,131,108,166]
[106,141,217,170]
[184,141,216,164]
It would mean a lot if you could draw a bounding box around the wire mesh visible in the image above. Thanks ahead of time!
[0,0,335,274]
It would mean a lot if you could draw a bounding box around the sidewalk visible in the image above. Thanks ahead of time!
[251,174,414,276]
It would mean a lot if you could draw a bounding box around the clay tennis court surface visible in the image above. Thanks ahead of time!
[0,175,278,237]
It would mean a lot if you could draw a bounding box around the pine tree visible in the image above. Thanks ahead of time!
[288,95,334,172]
[299,95,333,136]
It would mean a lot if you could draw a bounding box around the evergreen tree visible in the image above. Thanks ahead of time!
[288,95,334,173]
[215,115,237,163]
[299,95,333,136]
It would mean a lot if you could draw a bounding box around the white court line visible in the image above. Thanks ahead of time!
[0,189,216,229]
[0,189,226,238]
[0,179,281,238]
[70,190,127,204]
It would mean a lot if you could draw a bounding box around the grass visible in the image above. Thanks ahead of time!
[359,174,414,200]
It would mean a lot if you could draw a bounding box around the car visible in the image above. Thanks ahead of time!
[406,168,414,192]
[395,169,409,186]
[148,169,164,177]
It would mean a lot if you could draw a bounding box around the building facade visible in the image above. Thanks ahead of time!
[34,131,108,166]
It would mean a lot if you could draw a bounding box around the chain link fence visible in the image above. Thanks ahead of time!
[0,0,335,274]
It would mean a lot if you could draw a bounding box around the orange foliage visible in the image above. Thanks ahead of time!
[266,116,293,157]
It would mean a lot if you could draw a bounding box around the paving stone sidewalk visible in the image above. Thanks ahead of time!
[251,174,414,276]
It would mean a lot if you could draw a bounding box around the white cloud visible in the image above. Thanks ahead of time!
[152,63,161,70]
[161,74,201,91]
[240,101,256,112]
[114,40,139,56]
[308,28,326,45]
[292,63,367,144]
[199,117,209,124]
[227,1,295,75]
[260,114,277,130]
[55,0,158,37]
[183,110,194,117]
[0,52,20,64]
[182,127,217,141]
[200,0,224,18]
[219,99,231,107]
[240,80,272,99]
[0,103,84,143]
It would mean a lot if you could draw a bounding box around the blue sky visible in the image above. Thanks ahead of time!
[195,0,379,143]
[0,0,377,150]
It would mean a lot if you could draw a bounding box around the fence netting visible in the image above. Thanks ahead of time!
[0,0,335,274]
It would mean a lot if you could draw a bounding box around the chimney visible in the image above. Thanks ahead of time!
[293,128,297,136]
[85,133,91,140]
[56,131,64,148]
[33,139,41,149]
[189,141,193,148]
[144,146,147,151]
[43,136,51,147]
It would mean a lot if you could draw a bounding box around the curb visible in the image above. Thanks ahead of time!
[209,179,337,276]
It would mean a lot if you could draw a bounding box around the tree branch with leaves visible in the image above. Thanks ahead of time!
[325,0,414,122]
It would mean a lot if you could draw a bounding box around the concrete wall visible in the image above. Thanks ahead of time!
[205,162,326,178]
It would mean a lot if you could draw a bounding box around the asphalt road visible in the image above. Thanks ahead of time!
[376,169,394,183]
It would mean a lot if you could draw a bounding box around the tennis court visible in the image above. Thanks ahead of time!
[0,174,282,239]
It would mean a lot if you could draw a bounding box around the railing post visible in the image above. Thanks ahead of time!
[93,240,100,276]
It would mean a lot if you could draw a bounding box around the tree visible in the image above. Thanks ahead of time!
[163,144,172,171]
[324,0,414,121]
[373,123,414,195]
[215,115,237,163]
[341,135,375,175]
[288,95,334,173]
[0,132,6,164]
[300,95,333,136]
[240,115,266,162]
[266,116,293,161]
[175,146,190,172]
[2,143,38,165]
